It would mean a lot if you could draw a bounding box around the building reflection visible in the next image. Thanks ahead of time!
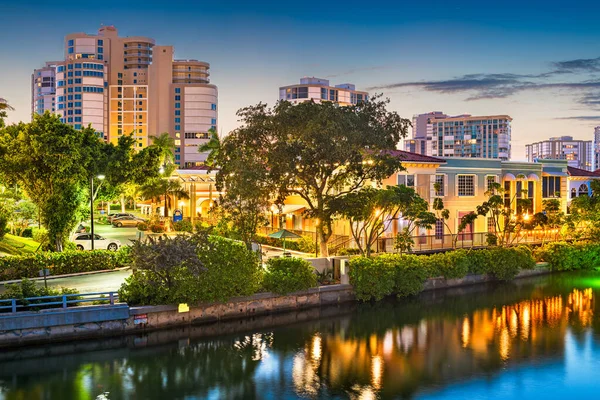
[291,288,594,398]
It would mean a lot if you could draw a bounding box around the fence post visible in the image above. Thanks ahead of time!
[109,292,115,306]
[11,299,16,313]
[62,295,67,309]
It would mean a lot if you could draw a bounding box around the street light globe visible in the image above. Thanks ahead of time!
[159,166,165,174]
[97,175,105,180]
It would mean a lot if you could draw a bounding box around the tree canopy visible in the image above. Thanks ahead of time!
[207,96,410,255]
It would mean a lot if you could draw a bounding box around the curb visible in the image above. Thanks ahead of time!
[0,267,131,286]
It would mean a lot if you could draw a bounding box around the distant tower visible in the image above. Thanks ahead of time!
[594,126,600,170]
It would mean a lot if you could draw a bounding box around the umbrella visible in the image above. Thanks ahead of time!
[268,229,302,253]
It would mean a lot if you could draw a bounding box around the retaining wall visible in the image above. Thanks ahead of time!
[0,267,551,348]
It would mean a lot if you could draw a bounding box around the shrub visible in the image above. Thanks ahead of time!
[149,224,165,233]
[0,278,79,311]
[337,247,361,256]
[263,257,317,295]
[32,227,48,245]
[535,242,600,271]
[21,227,33,238]
[296,235,317,254]
[173,220,193,233]
[137,222,148,231]
[379,254,429,297]
[348,256,396,301]
[0,250,129,281]
[118,234,262,305]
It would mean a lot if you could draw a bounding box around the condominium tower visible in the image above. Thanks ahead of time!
[31,62,58,116]
[405,112,512,160]
[31,25,218,168]
[279,77,368,105]
[526,136,593,171]
[594,126,600,171]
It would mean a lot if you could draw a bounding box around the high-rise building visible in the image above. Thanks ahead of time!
[406,113,512,160]
[31,62,58,116]
[525,136,593,171]
[32,26,217,168]
[594,127,600,171]
[279,77,368,106]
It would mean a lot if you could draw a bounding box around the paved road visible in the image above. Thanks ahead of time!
[89,224,139,246]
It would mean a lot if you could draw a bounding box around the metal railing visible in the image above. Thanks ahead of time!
[0,291,119,314]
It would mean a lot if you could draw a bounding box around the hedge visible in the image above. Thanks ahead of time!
[262,257,318,295]
[0,247,132,281]
[534,242,600,271]
[349,247,536,301]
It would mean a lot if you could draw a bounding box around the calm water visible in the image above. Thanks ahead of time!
[2,272,600,400]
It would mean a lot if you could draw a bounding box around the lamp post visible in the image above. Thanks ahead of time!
[90,174,105,250]
[270,204,276,229]
[315,219,320,257]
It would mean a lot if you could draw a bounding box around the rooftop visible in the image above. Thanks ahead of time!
[387,150,446,164]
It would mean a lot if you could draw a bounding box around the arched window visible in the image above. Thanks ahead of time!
[579,184,589,196]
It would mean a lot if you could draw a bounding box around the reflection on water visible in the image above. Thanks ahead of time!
[1,272,600,399]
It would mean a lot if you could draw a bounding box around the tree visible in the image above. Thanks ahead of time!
[150,132,175,173]
[567,180,600,240]
[334,185,435,256]
[140,178,190,218]
[208,96,410,256]
[431,184,479,248]
[201,126,272,246]
[0,98,14,129]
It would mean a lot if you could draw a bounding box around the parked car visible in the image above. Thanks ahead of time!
[72,233,121,251]
[107,212,136,223]
[112,215,146,228]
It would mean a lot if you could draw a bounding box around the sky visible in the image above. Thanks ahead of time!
[1,0,600,160]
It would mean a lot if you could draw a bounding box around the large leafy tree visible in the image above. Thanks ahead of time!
[0,114,162,250]
[0,98,13,129]
[210,96,409,256]
[201,127,272,246]
[333,185,436,257]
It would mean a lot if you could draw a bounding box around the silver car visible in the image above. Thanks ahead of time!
[112,215,146,228]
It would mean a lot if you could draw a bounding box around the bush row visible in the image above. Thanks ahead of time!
[349,247,536,301]
[0,247,131,281]
[533,242,600,271]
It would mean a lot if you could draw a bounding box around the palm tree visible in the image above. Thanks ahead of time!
[199,128,221,168]
[140,178,189,217]
[150,132,175,173]
[0,98,14,128]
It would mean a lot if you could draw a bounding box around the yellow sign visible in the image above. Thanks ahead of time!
[178,303,189,313]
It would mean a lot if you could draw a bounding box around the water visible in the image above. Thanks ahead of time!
[2,272,600,399]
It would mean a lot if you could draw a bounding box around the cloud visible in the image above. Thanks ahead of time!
[552,57,600,73]
[554,116,600,121]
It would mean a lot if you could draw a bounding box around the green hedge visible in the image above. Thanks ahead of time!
[349,247,536,301]
[262,257,318,295]
[253,235,301,251]
[534,242,600,271]
[0,247,132,281]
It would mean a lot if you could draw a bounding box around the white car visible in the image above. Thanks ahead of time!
[72,233,121,251]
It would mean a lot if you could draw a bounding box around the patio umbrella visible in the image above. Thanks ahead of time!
[268,229,302,253]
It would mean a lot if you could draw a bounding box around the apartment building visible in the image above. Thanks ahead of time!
[279,77,368,106]
[594,127,600,170]
[32,25,217,168]
[525,136,592,171]
[31,62,58,116]
[405,112,512,160]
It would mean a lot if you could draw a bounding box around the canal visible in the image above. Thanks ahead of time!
[1,271,600,399]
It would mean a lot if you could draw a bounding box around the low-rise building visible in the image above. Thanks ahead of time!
[279,77,368,106]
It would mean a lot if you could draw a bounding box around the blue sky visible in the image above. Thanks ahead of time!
[2,0,600,160]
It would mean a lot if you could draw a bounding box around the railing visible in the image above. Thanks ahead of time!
[0,291,119,314]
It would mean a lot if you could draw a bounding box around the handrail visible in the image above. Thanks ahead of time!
[0,291,119,314]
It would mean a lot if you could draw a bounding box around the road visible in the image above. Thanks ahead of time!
[90,223,139,246]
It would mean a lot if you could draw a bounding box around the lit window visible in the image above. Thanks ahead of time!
[435,174,445,196]
[397,174,415,187]
[435,220,444,239]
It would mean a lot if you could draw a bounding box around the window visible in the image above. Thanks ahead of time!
[74,63,81,69]
[133,80,137,84]
[68,39,74,46]
[397,174,415,187]
[75,70,81,76]
[434,174,445,196]
[329,89,338,101]
[175,117,180,123]
[175,95,180,101]
[542,176,561,198]
[74,117,82,122]
[486,175,497,192]
[175,110,181,116]
[133,72,137,77]
[435,219,444,239]
[98,47,103,54]
[487,217,496,233]
[211,104,217,110]
[457,175,475,196]
[175,88,181,94]
[321,87,327,100]
[175,103,180,109]
[98,39,103,46]
[175,125,181,131]
[68,47,74,54]
[75,94,82,100]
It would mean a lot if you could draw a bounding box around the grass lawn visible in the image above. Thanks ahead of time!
[0,234,41,255]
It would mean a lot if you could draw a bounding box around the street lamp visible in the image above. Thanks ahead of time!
[90,174,105,250]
